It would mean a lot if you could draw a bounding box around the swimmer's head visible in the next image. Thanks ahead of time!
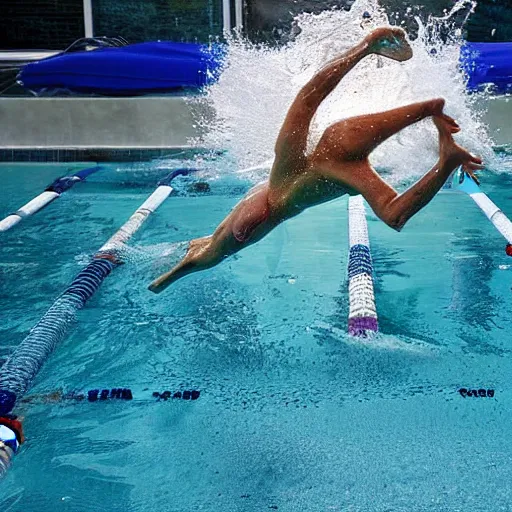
[366,27,413,62]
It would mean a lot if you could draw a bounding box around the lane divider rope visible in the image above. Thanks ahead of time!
[0,168,196,476]
[0,165,103,232]
[452,168,512,255]
[347,195,379,337]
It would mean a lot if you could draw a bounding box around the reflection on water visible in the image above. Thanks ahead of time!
[448,232,509,357]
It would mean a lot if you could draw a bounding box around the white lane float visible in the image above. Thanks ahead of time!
[0,165,103,232]
[347,195,379,337]
[452,168,512,256]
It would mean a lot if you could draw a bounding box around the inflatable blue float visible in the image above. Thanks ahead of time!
[461,42,512,94]
[17,41,225,95]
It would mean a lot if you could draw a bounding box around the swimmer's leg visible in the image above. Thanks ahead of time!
[322,115,483,230]
[314,99,458,161]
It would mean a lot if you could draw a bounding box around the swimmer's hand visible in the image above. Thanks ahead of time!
[148,269,178,294]
[434,112,484,184]
[447,144,485,185]
[366,27,413,62]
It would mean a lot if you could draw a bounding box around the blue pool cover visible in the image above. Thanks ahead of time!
[17,42,225,95]
[18,40,512,96]
[461,42,512,94]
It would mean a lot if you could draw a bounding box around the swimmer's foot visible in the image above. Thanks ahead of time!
[434,112,460,134]
[367,27,413,62]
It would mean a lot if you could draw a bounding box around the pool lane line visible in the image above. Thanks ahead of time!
[347,195,379,337]
[20,388,201,405]
[0,168,196,476]
[452,168,512,256]
[0,165,103,232]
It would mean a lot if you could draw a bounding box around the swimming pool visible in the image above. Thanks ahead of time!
[1,151,511,510]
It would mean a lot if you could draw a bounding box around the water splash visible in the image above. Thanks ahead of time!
[116,241,188,268]
[194,0,494,185]
[75,242,187,278]
[313,320,439,356]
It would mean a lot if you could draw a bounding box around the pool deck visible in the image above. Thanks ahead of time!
[0,94,510,162]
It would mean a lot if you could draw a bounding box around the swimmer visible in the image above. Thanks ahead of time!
[149,26,483,293]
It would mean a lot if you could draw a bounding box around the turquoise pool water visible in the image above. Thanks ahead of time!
[1,157,512,511]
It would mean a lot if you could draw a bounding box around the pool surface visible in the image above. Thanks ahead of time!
[1,157,512,511]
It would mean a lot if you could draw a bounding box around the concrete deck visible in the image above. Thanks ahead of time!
[0,96,212,162]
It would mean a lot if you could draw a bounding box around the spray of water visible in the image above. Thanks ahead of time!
[74,242,187,280]
[193,0,494,185]
[314,320,439,355]
[116,241,188,267]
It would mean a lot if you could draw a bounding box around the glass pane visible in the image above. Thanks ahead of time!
[0,0,85,50]
[92,0,224,43]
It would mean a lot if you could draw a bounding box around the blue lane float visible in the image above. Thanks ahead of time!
[0,165,102,232]
[0,168,195,476]
[461,42,512,94]
[17,42,225,96]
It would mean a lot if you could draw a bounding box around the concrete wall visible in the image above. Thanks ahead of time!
[0,94,509,162]
[479,96,512,148]
[0,96,215,161]
[1,96,209,148]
